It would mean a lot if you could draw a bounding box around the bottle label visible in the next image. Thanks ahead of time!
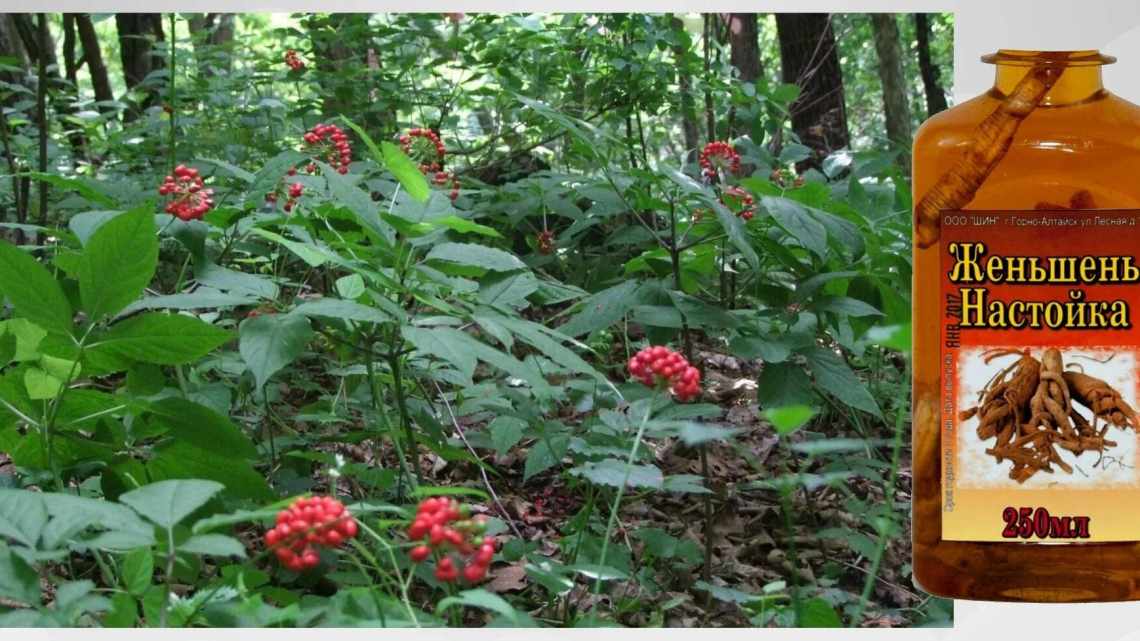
[940,209,1140,542]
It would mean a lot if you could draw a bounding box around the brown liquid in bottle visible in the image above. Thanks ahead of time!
[913,50,1140,602]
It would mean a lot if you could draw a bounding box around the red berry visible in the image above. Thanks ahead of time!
[410,545,432,562]
[463,563,486,582]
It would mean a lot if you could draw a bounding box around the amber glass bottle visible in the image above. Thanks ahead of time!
[913,50,1140,601]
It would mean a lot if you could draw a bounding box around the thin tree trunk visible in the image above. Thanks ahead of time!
[870,14,912,171]
[75,14,114,112]
[775,13,850,160]
[914,13,948,117]
[61,14,87,157]
[116,13,166,120]
[35,14,48,228]
[702,14,716,142]
[0,15,28,92]
[727,13,762,138]
[728,14,761,83]
[187,13,236,75]
[671,16,700,162]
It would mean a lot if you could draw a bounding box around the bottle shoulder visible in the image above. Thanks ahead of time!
[915,91,1140,155]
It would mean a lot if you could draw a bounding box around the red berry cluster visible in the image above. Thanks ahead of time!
[721,185,755,221]
[699,141,741,182]
[407,498,494,584]
[432,170,460,202]
[284,49,305,71]
[537,230,556,255]
[283,182,304,212]
[302,123,352,175]
[627,346,702,402]
[158,165,214,221]
[264,496,358,572]
[400,128,447,174]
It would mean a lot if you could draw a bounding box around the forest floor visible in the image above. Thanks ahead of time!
[260,336,925,627]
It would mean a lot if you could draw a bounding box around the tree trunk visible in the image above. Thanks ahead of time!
[870,14,912,171]
[187,13,236,75]
[728,13,762,138]
[76,14,115,112]
[728,14,761,84]
[35,14,48,227]
[914,13,948,117]
[0,15,28,88]
[61,14,88,156]
[115,13,166,120]
[671,16,700,162]
[775,13,850,160]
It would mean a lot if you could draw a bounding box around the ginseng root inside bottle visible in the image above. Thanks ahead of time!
[913,50,1140,602]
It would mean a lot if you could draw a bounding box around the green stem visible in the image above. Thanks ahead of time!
[168,13,177,173]
[159,526,176,627]
[592,395,654,598]
[848,356,910,627]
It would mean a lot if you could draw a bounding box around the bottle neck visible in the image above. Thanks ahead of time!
[994,65,1104,105]
[986,50,1112,106]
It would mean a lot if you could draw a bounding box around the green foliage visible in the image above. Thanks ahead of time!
[0,11,949,630]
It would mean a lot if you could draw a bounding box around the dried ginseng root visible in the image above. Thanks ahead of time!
[959,349,1040,445]
[1064,370,1140,432]
[914,64,1062,248]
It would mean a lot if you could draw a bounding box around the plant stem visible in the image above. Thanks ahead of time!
[592,396,654,598]
[168,13,177,173]
[848,356,910,627]
[159,526,176,627]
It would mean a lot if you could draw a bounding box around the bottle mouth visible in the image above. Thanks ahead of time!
[982,50,1115,67]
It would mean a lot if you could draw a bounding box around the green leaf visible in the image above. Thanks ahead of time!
[523,434,570,481]
[436,215,500,237]
[122,289,259,314]
[798,597,842,628]
[0,332,14,366]
[0,542,39,605]
[762,196,828,258]
[239,313,313,391]
[247,228,330,267]
[557,279,641,337]
[28,171,115,207]
[425,242,526,272]
[24,367,62,400]
[488,416,526,456]
[335,274,365,299]
[757,362,815,409]
[248,150,306,201]
[146,441,273,501]
[119,479,224,530]
[803,347,882,418]
[320,163,394,243]
[764,405,817,435]
[339,116,431,204]
[0,240,73,334]
[0,489,48,548]
[200,157,255,183]
[96,313,232,365]
[402,326,476,379]
[180,534,246,558]
[79,208,157,321]
[570,459,663,489]
[661,474,711,494]
[291,299,390,325]
[436,589,534,627]
[148,397,258,459]
[381,141,432,203]
[121,548,154,597]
